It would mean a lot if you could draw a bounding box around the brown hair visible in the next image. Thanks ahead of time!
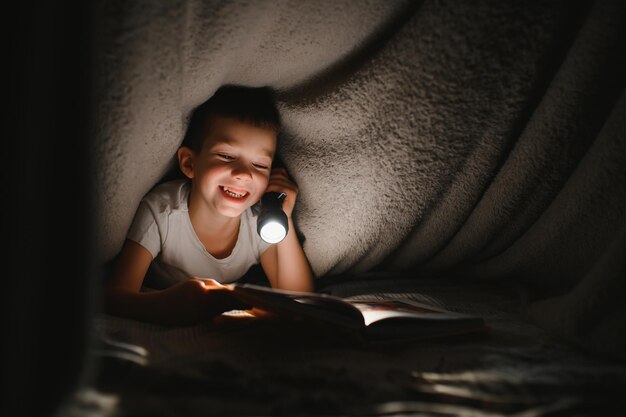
[181,84,281,152]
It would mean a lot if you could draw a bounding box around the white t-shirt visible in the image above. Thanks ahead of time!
[126,179,271,288]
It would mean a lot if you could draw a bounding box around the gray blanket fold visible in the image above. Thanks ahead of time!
[93,0,626,362]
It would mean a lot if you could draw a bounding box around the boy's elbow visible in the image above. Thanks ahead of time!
[100,286,135,315]
[298,278,315,293]
[100,287,120,314]
[281,279,315,293]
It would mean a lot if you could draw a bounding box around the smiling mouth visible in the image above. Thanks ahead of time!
[220,186,249,199]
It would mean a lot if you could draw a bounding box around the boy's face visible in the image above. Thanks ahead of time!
[184,115,277,218]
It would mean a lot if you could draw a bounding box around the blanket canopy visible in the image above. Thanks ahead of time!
[93,0,626,359]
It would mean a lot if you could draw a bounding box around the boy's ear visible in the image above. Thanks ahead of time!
[177,146,195,179]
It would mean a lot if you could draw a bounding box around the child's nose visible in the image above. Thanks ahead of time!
[231,163,252,181]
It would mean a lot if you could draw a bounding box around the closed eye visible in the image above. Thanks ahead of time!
[217,153,235,161]
[253,163,269,170]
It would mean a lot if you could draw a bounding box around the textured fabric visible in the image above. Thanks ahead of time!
[92,0,626,359]
[127,179,271,285]
[92,276,626,416]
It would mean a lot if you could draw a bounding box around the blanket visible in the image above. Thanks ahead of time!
[81,277,626,416]
[92,0,626,362]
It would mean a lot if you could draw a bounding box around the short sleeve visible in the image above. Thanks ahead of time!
[241,208,272,259]
[257,234,273,258]
[126,200,163,258]
[252,219,272,259]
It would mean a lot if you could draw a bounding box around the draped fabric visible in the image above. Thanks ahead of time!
[93,0,626,358]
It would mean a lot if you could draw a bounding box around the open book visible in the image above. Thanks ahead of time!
[225,283,487,344]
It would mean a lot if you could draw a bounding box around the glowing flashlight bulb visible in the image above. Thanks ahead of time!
[257,192,289,244]
[260,220,287,244]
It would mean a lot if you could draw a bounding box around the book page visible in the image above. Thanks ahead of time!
[228,284,364,328]
[350,299,469,326]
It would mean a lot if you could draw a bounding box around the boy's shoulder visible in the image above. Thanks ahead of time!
[142,179,190,211]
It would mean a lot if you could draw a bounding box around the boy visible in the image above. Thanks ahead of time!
[103,85,315,325]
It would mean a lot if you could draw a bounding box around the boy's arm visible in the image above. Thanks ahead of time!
[259,167,315,292]
[103,240,246,325]
[260,218,315,292]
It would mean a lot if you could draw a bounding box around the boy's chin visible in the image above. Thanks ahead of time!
[216,204,252,218]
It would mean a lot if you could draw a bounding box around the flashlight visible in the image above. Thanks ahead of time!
[257,192,289,244]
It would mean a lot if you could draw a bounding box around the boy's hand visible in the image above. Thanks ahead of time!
[199,278,253,315]
[168,278,251,323]
[265,167,298,218]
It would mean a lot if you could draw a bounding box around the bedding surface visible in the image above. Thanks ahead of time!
[88,276,626,416]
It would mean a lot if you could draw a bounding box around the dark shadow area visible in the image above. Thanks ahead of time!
[2,2,96,417]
